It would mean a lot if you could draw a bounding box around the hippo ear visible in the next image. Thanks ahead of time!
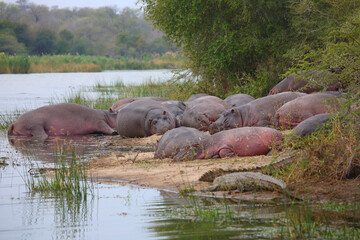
[231,109,235,114]
[148,118,153,124]
[109,108,114,113]
[163,110,167,115]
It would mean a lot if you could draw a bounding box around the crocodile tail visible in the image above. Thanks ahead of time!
[199,169,225,182]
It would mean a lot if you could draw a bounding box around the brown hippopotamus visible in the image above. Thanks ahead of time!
[209,92,305,134]
[116,100,176,138]
[224,93,255,107]
[109,97,170,113]
[293,113,334,137]
[274,93,345,129]
[7,103,118,139]
[154,127,210,160]
[173,127,283,161]
[269,71,340,95]
[181,96,231,131]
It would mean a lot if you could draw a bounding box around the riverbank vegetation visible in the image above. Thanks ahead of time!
[0,52,183,73]
[0,1,183,73]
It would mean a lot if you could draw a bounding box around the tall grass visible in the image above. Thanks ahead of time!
[26,53,184,73]
[25,140,93,200]
[60,78,187,110]
[0,110,22,130]
[0,53,30,73]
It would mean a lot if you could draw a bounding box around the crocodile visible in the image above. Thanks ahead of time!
[201,172,301,200]
[199,151,301,182]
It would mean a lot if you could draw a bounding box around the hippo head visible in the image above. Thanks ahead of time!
[172,143,204,161]
[209,108,242,134]
[147,110,176,135]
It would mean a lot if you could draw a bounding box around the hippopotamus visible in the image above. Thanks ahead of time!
[209,92,306,134]
[224,94,255,107]
[181,96,231,131]
[294,113,334,137]
[109,97,170,113]
[161,101,186,127]
[269,71,340,95]
[7,103,118,139]
[154,127,210,160]
[186,93,209,102]
[274,93,345,129]
[116,100,176,137]
[173,127,283,161]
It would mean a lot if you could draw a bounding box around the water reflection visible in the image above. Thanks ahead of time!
[7,134,113,164]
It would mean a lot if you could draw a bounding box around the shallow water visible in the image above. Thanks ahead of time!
[0,70,358,239]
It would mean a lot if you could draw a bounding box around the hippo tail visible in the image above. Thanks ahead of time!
[7,123,15,136]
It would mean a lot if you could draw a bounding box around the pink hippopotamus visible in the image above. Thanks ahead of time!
[167,127,283,161]
[269,71,340,95]
[8,103,118,139]
[274,93,345,129]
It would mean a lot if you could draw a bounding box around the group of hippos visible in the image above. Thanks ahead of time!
[8,71,345,163]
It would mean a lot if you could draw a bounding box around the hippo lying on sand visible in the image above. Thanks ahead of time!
[116,100,176,138]
[154,127,210,160]
[8,103,118,139]
[274,93,344,129]
[171,127,283,161]
[181,96,230,131]
[109,97,169,113]
[294,113,334,137]
[269,71,340,95]
[161,101,186,127]
[210,92,305,134]
[224,93,255,107]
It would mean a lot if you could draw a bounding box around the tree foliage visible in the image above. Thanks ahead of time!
[141,0,360,97]
[0,2,176,57]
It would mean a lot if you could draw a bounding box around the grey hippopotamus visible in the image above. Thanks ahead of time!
[224,93,255,107]
[174,127,283,161]
[210,92,305,134]
[154,127,210,160]
[161,101,186,127]
[109,97,170,113]
[7,103,118,139]
[294,113,334,137]
[269,71,340,95]
[274,93,345,129]
[116,100,176,138]
[186,93,209,102]
[181,96,231,131]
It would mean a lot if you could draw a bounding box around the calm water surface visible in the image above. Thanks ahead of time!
[0,70,352,239]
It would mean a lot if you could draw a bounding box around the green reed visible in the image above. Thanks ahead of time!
[0,53,30,73]
[25,141,93,200]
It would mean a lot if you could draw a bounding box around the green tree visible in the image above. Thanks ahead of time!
[140,0,292,96]
[32,28,56,55]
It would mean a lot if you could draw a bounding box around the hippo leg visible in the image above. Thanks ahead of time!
[31,126,49,140]
[96,121,117,135]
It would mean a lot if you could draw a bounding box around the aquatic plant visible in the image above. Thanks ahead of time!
[0,110,22,130]
[25,140,93,200]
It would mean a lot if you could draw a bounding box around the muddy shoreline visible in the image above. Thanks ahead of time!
[89,134,360,203]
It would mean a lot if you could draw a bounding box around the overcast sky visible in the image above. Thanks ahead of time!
[2,0,140,9]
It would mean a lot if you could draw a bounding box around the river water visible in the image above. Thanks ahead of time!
[0,70,356,239]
